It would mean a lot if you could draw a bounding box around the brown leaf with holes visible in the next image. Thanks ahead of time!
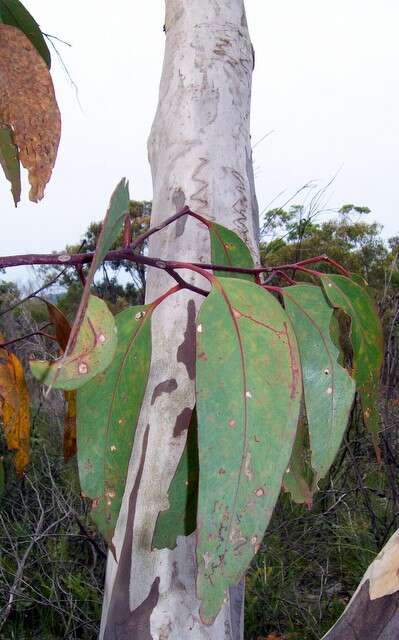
[0,24,61,202]
[64,390,77,461]
[1,353,30,475]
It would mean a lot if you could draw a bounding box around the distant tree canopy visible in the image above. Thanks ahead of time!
[260,202,397,289]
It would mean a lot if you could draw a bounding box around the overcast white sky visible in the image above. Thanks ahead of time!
[1,1,398,268]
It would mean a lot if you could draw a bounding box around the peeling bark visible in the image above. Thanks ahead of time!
[101,1,258,637]
[322,528,399,639]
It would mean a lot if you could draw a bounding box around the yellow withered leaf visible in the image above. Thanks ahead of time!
[0,342,19,410]
[64,390,77,462]
[2,353,30,475]
[0,24,61,202]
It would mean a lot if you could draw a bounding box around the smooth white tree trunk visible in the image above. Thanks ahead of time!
[100,1,258,637]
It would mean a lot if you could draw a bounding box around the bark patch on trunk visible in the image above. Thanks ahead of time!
[173,406,193,438]
[115,578,160,640]
[104,426,159,639]
[151,379,178,405]
[177,299,196,380]
[323,580,399,640]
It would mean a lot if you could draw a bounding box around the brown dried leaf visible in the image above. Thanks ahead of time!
[1,353,30,475]
[44,300,71,353]
[0,24,61,202]
[64,390,77,461]
[40,302,76,460]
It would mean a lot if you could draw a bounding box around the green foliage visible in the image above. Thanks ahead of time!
[0,0,51,67]
[77,304,153,545]
[4,181,387,631]
[195,277,302,623]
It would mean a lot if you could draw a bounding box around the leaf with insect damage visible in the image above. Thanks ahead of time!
[208,222,255,281]
[1,352,30,475]
[0,24,60,202]
[196,277,301,623]
[0,123,20,206]
[0,0,51,67]
[321,275,383,434]
[30,295,117,391]
[152,409,199,550]
[76,304,152,546]
[283,284,355,479]
[282,419,313,508]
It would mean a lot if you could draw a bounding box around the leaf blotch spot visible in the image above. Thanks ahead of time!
[255,487,265,497]
[78,362,88,375]
[326,387,333,395]
[228,419,236,429]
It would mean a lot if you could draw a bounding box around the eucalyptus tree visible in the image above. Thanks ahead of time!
[0,2,393,639]
[100,2,259,637]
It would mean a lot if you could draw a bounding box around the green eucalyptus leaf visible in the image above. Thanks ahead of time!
[77,304,152,545]
[282,420,313,507]
[208,222,255,281]
[321,274,384,434]
[0,0,51,67]
[30,295,117,391]
[91,178,130,273]
[152,409,199,550]
[196,277,301,623]
[283,284,355,479]
[0,124,20,206]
